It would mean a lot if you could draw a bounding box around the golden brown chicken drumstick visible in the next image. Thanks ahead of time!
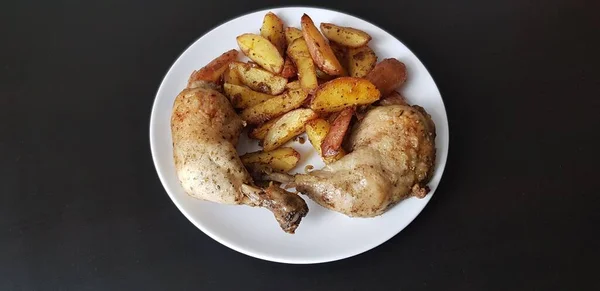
[171,51,308,233]
[271,104,436,217]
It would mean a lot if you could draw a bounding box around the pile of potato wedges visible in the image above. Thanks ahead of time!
[187,12,409,174]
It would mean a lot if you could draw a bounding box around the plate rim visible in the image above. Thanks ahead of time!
[149,6,449,264]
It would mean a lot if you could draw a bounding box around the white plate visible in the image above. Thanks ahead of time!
[150,7,449,264]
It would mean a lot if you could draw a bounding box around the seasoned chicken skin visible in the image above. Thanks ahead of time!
[171,82,308,233]
[292,105,436,217]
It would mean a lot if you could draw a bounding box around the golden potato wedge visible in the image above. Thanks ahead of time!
[236,33,284,74]
[285,80,301,90]
[320,23,372,48]
[240,88,310,125]
[347,45,377,78]
[263,108,318,151]
[223,83,274,109]
[229,62,287,95]
[287,38,318,92]
[321,107,353,157]
[187,49,239,86]
[285,27,303,46]
[310,77,381,112]
[301,14,345,76]
[365,58,407,96]
[222,66,243,85]
[240,147,301,173]
[260,12,286,56]
[305,118,345,163]
[249,116,281,140]
[305,118,328,154]
[281,57,297,79]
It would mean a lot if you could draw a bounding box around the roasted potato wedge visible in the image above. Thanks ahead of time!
[365,58,407,96]
[328,42,349,74]
[285,27,303,46]
[229,62,287,95]
[285,80,301,90]
[281,57,297,78]
[240,147,300,172]
[240,88,310,124]
[320,23,372,48]
[260,12,286,56]
[236,33,284,74]
[187,49,239,86]
[315,68,335,81]
[263,108,318,151]
[223,83,274,109]
[287,38,318,92]
[326,111,340,123]
[249,117,280,140]
[347,45,377,78]
[301,14,345,76]
[321,107,353,157]
[223,66,243,85]
[305,118,345,163]
[310,77,381,112]
[329,42,347,63]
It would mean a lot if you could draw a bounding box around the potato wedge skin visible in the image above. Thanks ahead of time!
[320,23,372,48]
[240,88,310,125]
[240,147,300,172]
[301,14,345,76]
[263,108,318,151]
[321,107,353,157]
[287,38,318,92]
[365,58,407,96]
[347,45,377,78]
[223,83,274,109]
[260,12,286,56]
[285,27,303,46]
[281,57,297,79]
[311,77,381,113]
[187,49,239,86]
[305,118,345,163]
[229,62,287,95]
[315,68,335,81]
[236,33,284,74]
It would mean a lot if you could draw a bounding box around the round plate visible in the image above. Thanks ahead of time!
[150,7,449,264]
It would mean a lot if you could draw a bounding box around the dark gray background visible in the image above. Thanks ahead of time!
[1,0,599,290]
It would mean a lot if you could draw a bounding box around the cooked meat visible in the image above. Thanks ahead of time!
[171,83,307,233]
[291,104,436,217]
[377,91,408,106]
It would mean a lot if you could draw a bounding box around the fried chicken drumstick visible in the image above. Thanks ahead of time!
[170,51,308,233]
[270,104,436,217]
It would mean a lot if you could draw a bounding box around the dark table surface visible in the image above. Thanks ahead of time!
[2,0,599,290]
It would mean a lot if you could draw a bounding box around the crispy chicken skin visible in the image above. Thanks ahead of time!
[293,105,436,217]
[171,83,308,233]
